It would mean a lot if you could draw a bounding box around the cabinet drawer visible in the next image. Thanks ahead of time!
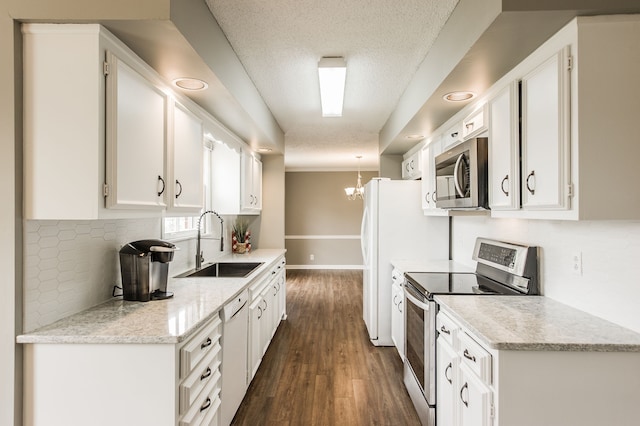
[436,311,460,347]
[180,315,222,378]
[179,342,222,414]
[442,123,462,149]
[462,103,488,140]
[458,332,492,384]
[179,378,221,426]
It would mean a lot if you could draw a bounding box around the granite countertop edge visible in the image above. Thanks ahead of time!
[435,295,640,353]
[17,249,286,345]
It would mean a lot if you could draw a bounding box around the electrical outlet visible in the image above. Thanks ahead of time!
[310,254,315,261]
[572,252,582,276]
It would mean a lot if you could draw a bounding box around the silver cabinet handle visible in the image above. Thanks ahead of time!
[460,382,469,407]
[440,325,451,335]
[175,179,183,198]
[432,192,437,203]
[157,175,165,196]
[200,397,212,412]
[425,192,430,205]
[201,367,212,381]
[257,306,263,320]
[200,337,212,350]
[398,300,402,313]
[463,349,476,363]
[501,175,509,196]
[526,170,536,195]
[445,362,453,384]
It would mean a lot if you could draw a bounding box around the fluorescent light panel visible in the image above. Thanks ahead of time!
[318,57,346,117]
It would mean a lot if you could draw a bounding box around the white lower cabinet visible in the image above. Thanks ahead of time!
[390,269,404,360]
[23,313,223,426]
[436,337,458,426]
[437,307,640,426]
[248,256,287,381]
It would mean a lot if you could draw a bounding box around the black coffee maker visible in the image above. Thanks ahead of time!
[119,239,178,302]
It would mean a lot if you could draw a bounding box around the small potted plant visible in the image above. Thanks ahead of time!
[232,218,251,254]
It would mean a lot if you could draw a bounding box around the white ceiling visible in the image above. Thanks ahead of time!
[204,0,459,171]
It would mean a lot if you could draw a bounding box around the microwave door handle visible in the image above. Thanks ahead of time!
[453,153,466,198]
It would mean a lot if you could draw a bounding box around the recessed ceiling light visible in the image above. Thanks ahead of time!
[172,78,209,91]
[407,134,424,140]
[257,147,272,153]
[443,91,476,102]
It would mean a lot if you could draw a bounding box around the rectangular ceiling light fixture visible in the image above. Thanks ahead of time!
[318,56,346,117]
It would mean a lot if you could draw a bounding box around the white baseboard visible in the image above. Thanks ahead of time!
[286,265,363,270]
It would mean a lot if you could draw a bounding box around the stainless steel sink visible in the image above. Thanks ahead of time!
[175,262,263,278]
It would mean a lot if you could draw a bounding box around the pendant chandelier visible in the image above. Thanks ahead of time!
[345,155,364,200]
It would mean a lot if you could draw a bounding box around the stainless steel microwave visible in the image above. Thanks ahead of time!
[434,137,489,209]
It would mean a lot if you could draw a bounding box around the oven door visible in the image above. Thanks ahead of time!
[403,281,437,405]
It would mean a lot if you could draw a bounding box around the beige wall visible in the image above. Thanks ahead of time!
[285,171,377,267]
[256,155,285,249]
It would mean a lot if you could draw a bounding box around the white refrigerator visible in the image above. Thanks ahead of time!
[361,178,449,346]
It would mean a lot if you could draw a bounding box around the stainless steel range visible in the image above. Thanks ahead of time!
[403,237,539,426]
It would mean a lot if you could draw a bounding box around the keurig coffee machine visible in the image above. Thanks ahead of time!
[119,239,178,302]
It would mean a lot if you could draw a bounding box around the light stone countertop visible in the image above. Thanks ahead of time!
[17,249,286,345]
[435,295,640,352]
[390,259,474,274]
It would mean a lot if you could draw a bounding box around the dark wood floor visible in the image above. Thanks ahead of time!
[232,269,421,425]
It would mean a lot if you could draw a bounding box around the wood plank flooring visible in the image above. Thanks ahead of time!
[231,269,421,425]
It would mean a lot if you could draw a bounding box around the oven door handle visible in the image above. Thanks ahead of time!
[404,285,430,311]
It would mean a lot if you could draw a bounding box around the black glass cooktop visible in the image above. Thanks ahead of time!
[404,271,520,299]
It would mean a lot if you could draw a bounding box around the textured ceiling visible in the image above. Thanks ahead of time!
[205,0,459,170]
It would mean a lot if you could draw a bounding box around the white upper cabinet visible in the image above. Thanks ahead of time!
[105,50,168,210]
[421,139,447,216]
[520,47,571,211]
[488,82,520,210]
[168,101,204,212]
[442,122,463,150]
[23,24,108,220]
[462,103,489,141]
[241,151,262,213]
[208,122,262,216]
[402,150,422,180]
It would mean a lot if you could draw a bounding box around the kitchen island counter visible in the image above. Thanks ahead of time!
[17,249,286,345]
[435,295,640,352]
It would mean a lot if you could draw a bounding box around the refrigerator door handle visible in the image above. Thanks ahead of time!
[360,205,369,263]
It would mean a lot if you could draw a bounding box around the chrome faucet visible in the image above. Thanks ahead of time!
[196,210,224,270]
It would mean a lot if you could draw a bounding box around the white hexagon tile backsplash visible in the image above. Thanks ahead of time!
[23,219,161,332]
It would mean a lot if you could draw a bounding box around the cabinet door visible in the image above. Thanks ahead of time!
[421,139,446,215]
[260,285,273,355]
[458,363,493,426]
[241,152,262,212]
[391,283,404,359]
[248,297,263,380]
[210,139,242,214]
[437,338,458,426]
[105,51,167,209]
[521,47,571,211]
[489,82,520,210]
[171,102,204,211]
